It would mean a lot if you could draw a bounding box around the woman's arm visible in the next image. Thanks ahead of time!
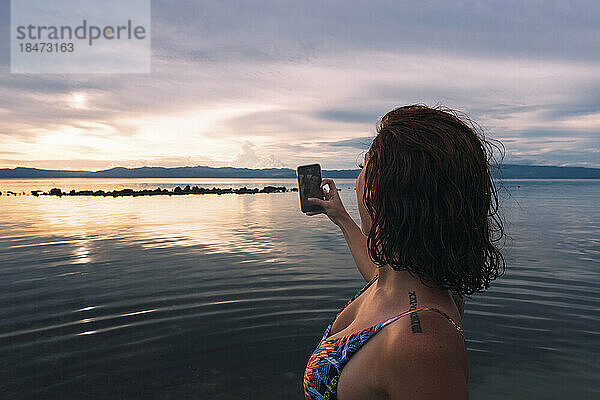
[305,178,378,283]
[337,213,379,282]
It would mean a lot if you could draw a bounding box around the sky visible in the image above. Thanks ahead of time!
[0,0,599,171]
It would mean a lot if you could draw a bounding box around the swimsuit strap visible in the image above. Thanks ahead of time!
[325,274,465,342]
[381,306,465,340]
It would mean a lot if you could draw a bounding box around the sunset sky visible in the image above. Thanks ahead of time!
[1,0,599,170]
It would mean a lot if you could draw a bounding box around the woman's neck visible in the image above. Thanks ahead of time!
[372,264,452,307]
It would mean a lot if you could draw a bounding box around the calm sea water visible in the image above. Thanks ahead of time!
[0,178,598,399]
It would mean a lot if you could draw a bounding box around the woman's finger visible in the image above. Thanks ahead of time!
[305,210,324,216]
[307,197,327,207]
[321,178,337,192]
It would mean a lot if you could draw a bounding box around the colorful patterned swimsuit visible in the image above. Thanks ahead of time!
[303,274,465,400]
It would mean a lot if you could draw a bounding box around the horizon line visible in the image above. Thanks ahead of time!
[1,162,600,173]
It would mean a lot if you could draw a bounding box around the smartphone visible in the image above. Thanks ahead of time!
[296,163,325,213]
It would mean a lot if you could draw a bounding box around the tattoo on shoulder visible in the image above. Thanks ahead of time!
[408,291,422,333]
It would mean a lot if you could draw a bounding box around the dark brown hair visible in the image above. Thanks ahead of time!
[363,104,506,297]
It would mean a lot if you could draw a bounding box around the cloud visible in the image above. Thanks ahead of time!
[313,110,381,124]
[321,136,375,149]
[146,0,600,63]
[0,1,599,169]
[232,140,284,168]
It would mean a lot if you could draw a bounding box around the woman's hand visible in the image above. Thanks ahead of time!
[306,178,351,226]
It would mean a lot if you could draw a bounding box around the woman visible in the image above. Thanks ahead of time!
[302,104,505,400]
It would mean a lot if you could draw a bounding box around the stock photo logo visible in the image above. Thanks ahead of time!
[10,0,151,73]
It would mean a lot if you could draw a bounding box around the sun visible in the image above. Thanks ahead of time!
[68,92,88,109]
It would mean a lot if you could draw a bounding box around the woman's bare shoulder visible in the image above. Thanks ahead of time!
[373,310,469,399]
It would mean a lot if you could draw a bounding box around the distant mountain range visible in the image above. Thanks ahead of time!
[1,164,599,179]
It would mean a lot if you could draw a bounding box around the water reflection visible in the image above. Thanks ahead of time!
[2,179,347,259]
[0,179,598,399]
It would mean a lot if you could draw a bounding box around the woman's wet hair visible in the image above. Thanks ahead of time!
[363,104,506,297]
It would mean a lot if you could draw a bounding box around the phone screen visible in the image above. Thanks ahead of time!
[297,163,324,213]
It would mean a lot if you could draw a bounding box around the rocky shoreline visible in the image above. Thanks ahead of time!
[0,185,306,197]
